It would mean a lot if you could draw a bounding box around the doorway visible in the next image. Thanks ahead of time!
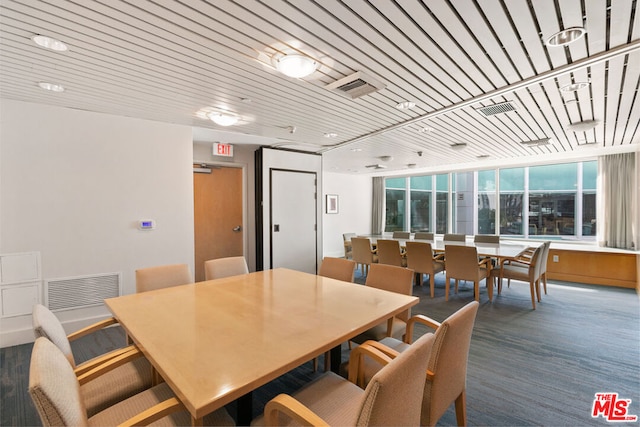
[193,165,243,282]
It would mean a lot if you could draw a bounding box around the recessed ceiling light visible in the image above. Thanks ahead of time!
[419,127,434,133]
[545,27,587,47]
[350,148,362,152]
[395,101,416,110]
[31,35,68,51]
[38,82,65,92]
[324,132,338,138]
[207,112,239,126]
[560,81,590,92]
[272,53,318,78]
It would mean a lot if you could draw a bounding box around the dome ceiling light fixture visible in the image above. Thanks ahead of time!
[272,53,318,78]
[566,120,600,132]
[207,112,239,126]
[31,34,68,51]
[379,155,393,162]
[38,82,65,92]
[545,27,587,47]
[395,101,416,110]
[560,81,590,92]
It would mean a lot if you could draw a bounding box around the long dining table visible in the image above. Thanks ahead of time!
[105,267,419,426]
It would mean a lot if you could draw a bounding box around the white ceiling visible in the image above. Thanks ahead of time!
[1,0,638,174]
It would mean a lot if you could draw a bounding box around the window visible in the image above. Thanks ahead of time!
[383,160,596,240]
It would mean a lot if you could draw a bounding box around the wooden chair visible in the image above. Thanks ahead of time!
[256,332,435,427]
[31,304,153,417]
[376,239,407,267]
[405,241,445,298]
[392,231,411,239]
[28,337,234,426]
[204,256,249,280]
[494,243,545,309]
[351,237,378,276]
[344,301,479,427]
[444,233,466,241]
[473,234,500,243]
[350,264,414,344]
[415,232,434,240]
[135,263,193,293]
[342,232,356,259]
[318,257,356,283]
[444,245,492,302]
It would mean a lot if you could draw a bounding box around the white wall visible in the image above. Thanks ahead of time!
[0,100,194,346]
[322,172,373,258]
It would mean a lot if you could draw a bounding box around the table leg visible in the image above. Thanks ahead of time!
[330,343,342,374]
[237,391,253,426]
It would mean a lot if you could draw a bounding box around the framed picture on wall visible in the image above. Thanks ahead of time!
[326,194,339,214]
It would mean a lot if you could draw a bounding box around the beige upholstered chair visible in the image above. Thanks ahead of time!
[28,337,234,427]
[350,264,414,344]
[415,232,435,240]
[376,239,407,267]
[32,304,153,417]
[351,237,378,276]
[347,301,479,427]
[405,241,445,298]
[392,231,411,239]
[318,257,356,283]
[342,232,356,259]
[473,234,500,243]
[135,263,193,293]
[204,256,249,280]
[254,332,435,427]
[444,245,492,302]
[495,243,545,309]
[444,233,466,241]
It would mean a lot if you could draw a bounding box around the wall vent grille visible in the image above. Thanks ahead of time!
[476,101,518,116]
[45,272,121,311]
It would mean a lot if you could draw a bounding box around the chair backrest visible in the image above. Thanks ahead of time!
[474,234,500,243]
[444,245,482,282]
[318,257,356,282]
[343,233,356,258]
[539,241,551,273]
[204,256,249,280]
[530,244,546,280]
[392,231,410,239]
[422,301,479,426]
[405,241,436,274]
[357,332,435,426]
[135,263,193,293]
[365,264,414,321]
[351,237,375,265]
[376,239,404,267]
[443,233,466,241]
[414,232,434,240]
[32,304,76,368]
[343,232,356,242]
[29,337,89,427]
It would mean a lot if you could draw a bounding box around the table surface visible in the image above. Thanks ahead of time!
[105,268,418,422]
[360,235,537,259]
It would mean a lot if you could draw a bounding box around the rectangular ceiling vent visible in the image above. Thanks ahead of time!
[325,71,385,99]
[476,101,518,116]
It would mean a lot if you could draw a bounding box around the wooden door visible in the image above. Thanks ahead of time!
[194,166,243,282]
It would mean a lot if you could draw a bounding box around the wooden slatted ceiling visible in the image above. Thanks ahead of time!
[0,0,637,174]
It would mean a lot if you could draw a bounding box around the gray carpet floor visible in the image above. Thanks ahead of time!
[1,272,639,426]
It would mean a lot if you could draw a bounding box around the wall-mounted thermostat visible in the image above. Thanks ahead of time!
[138,219,156,230]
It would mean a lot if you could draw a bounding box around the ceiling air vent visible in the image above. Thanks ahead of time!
[476,101,518,116]
[325,71,385,99]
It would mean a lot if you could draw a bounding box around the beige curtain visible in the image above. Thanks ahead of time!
[598,153,636,249]
[372,177,385,234]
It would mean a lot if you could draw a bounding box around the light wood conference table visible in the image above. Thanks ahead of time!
[105,268,419,425]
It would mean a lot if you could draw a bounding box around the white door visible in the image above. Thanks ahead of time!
[271,170,317,273]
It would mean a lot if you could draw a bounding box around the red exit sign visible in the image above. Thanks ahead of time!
[213,142,233,157]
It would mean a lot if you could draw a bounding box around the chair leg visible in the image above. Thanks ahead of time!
[529,281,536,309]
[454,391,468,426]
[486,278,493,301]
[323,351,330,372]
[454,279,459,295]
[542,274,548,295]
[474,281,480,302]
[429,274,435,298]
[445,275,450,301]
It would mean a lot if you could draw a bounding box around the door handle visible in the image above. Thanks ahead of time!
[233,225,242,232]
